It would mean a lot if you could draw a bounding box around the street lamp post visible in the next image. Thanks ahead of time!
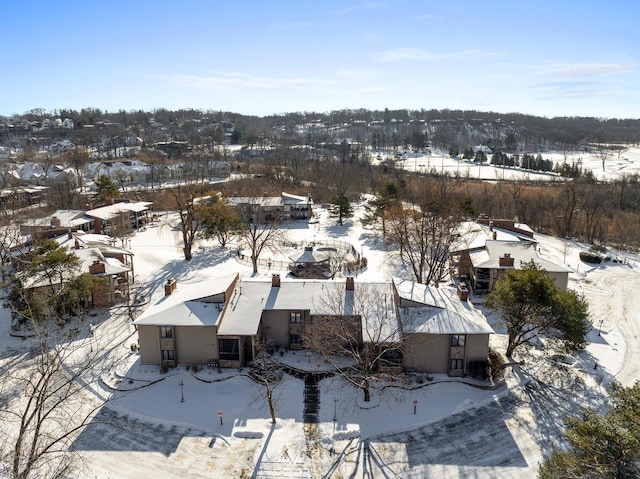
[179,380,184,402]
[333,397,338,422]
[598,319,604,336]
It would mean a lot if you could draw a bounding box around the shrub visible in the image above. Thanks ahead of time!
[579,251,602,264]
[467,360,489,380]
[488,350,506,382]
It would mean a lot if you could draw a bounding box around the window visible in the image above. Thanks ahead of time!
[290,334,301,345]
[290,312,302,324]
[161,349,174,361]
[450,334,466,347]
[160,326,173,339]
[219,338,240,361]
[450,359,463,370]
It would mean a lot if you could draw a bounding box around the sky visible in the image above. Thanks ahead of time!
[3,0,640,119]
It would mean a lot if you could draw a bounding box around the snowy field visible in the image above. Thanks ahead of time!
[379,145,640,182]
[2,198,640,478]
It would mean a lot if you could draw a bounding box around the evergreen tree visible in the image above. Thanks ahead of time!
[539,382,640,479]
[329,195,353,226]
[94,176,120,206]
[486,262,590,357]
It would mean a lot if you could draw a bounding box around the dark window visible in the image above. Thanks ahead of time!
[380,348,403,366]
[450,358,463,370]
[160,326,173,338]
[161,349,174,361]
[290,312,302,324]
[450,334,466,347]
[219,338,240,361]
[290,334,301,345]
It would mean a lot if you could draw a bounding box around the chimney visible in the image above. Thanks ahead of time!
[457,284,469,301]
[89,260,105,274]
[51,216,61,228]
[489,221,493,232]
[499,253,514,267]
[493,231,497,240]
[271,274,280,287]
[67,229,73,239]
[164,278,177,295]
[346,277,355,291]
[74,239,80,249]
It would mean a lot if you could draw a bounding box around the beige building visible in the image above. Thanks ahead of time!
[227,192,313,222]
[134,274,494,376]
[467,240,571,293]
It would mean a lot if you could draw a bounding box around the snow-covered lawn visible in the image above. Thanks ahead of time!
[384,146,640,182]
[2,201,639,478]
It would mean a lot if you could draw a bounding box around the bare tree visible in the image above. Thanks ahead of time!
[0,324,113,479]
[60,147,90,193]
[167,182,208,260]
[248,349,283,424]
[385,204,457,285]
[304,282,404,402]
[235,201,284,274]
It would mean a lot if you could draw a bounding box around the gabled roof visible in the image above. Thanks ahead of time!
[469,240,572,272]
[85,201,153,220]
[281,192,313,205]
[20,210,92,228]
[394,280,494,335]
[451,222,535,253]
[133,275,237,327]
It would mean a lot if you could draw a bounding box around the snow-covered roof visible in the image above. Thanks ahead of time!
[227,196,283,207]
[133,275,237,327]
[395,281,494,335]
[288,247,328,264]
[20,210,93,228]
[282,192,313,205]
[227,192,312,209]
[469,240,572,272]
[451,222,535,253]
[73,247,130,275]
[134,301,223,327]
[85,201,153,220]
[400,306,494,335]
[219,279,400,341]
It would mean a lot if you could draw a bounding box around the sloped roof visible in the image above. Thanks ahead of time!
[469,240,571,272]
[394,280,494,335]
[282,192,313,205]
[451,222,535,253]
[133,275,237,327]
[20,210,92,228]
[85,201,153,220]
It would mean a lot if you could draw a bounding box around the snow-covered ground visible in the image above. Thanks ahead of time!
[380,145,640,182]
[2,200,639,478]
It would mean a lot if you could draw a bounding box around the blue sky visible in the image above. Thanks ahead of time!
[3,1,639,118]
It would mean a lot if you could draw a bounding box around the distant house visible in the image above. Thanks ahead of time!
[452,217,569,293]
[134,275,494,377]
[467,240,571,293]
[85,200,153,235]
[19,243,132,309]
[20,210,94,238]
[50,140,76,155]
[227,192,313,222]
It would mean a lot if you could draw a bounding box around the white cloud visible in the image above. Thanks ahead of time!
[544,63,635,78]
[372,47,503,63]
